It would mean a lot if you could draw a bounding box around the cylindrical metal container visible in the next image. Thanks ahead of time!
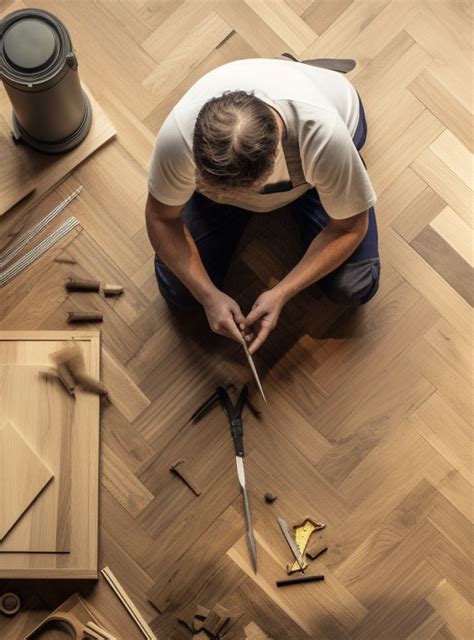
[0,8,92,153]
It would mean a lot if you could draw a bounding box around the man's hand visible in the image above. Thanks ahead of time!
[244,288,285,354]
[203,290,245,343]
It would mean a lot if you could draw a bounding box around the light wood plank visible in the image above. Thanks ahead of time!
[142,12,233,96]
[382,228,473,342]
[245,0,317,55]
[427,579,472,640]
[429,206,473,267]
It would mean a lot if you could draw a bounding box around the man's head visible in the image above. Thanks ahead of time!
[193,90,283,195]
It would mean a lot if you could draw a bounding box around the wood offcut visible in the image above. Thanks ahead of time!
[101,566,157,639]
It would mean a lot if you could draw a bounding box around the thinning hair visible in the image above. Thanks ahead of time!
[193,90,280,192]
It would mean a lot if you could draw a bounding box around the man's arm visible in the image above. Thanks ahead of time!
[245,211,369,353]
[145,193,244,342]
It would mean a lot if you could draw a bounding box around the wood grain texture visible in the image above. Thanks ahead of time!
[0,116,35,216]
[0,331,100,578]
[24,593,120,640]
[0,88,116,221]
[0,422,53,541]
[0,365,72,552]
[0,1,472,638]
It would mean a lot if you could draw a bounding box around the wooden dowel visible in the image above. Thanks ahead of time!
[276,574,325,587]
[67,311,103,323]
[66,277,100,292]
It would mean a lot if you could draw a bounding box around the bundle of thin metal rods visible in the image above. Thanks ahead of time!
[0,187,82,288]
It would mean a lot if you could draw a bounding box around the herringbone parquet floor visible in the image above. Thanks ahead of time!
[0,1,472,639]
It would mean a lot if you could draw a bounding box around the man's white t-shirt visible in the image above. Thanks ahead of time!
[148,58,377,219]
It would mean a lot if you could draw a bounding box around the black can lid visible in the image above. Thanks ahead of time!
[0,8,72,86]
[3,19,59,72]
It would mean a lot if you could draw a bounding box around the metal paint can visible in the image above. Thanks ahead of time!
[0,8,92,153]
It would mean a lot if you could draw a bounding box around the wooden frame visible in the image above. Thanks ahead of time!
[0,331,101,579]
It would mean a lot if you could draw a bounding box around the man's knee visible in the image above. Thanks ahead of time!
[320,258,381,305]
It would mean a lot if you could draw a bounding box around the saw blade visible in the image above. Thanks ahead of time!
[277,516,304,571]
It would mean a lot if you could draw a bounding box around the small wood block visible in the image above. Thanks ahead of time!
[177,609,196,632]
[203,609,227,636]
[170,459,201,496]
[103,284,124,296]
[68,311,103,323]
[306,544,328,561]
[55,255,78,264]
[192,604,210,631]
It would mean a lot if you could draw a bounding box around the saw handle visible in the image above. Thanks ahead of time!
[231,418,244,456]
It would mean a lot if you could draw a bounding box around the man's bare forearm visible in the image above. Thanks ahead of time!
[274,212,369,303]
[145,202,217,304]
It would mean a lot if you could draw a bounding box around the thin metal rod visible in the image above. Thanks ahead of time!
[0,217,79,288]
[0,186,82,267]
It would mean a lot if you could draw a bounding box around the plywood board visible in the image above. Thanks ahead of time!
[0,422,53,540]
[0,331,100,579]
[0,86,116,218]
[0,116,35,216]
[0,365,72,552]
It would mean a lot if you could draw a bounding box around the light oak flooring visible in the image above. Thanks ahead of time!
[0,1,472,638]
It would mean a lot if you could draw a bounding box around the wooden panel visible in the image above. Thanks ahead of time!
[0,116,34,216]
[0,366,72,553]
[0,422,53,541]
[0,331,100,579]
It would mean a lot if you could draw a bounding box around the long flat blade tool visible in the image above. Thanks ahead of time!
[217,385,258,573]
[277,516,305,571]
